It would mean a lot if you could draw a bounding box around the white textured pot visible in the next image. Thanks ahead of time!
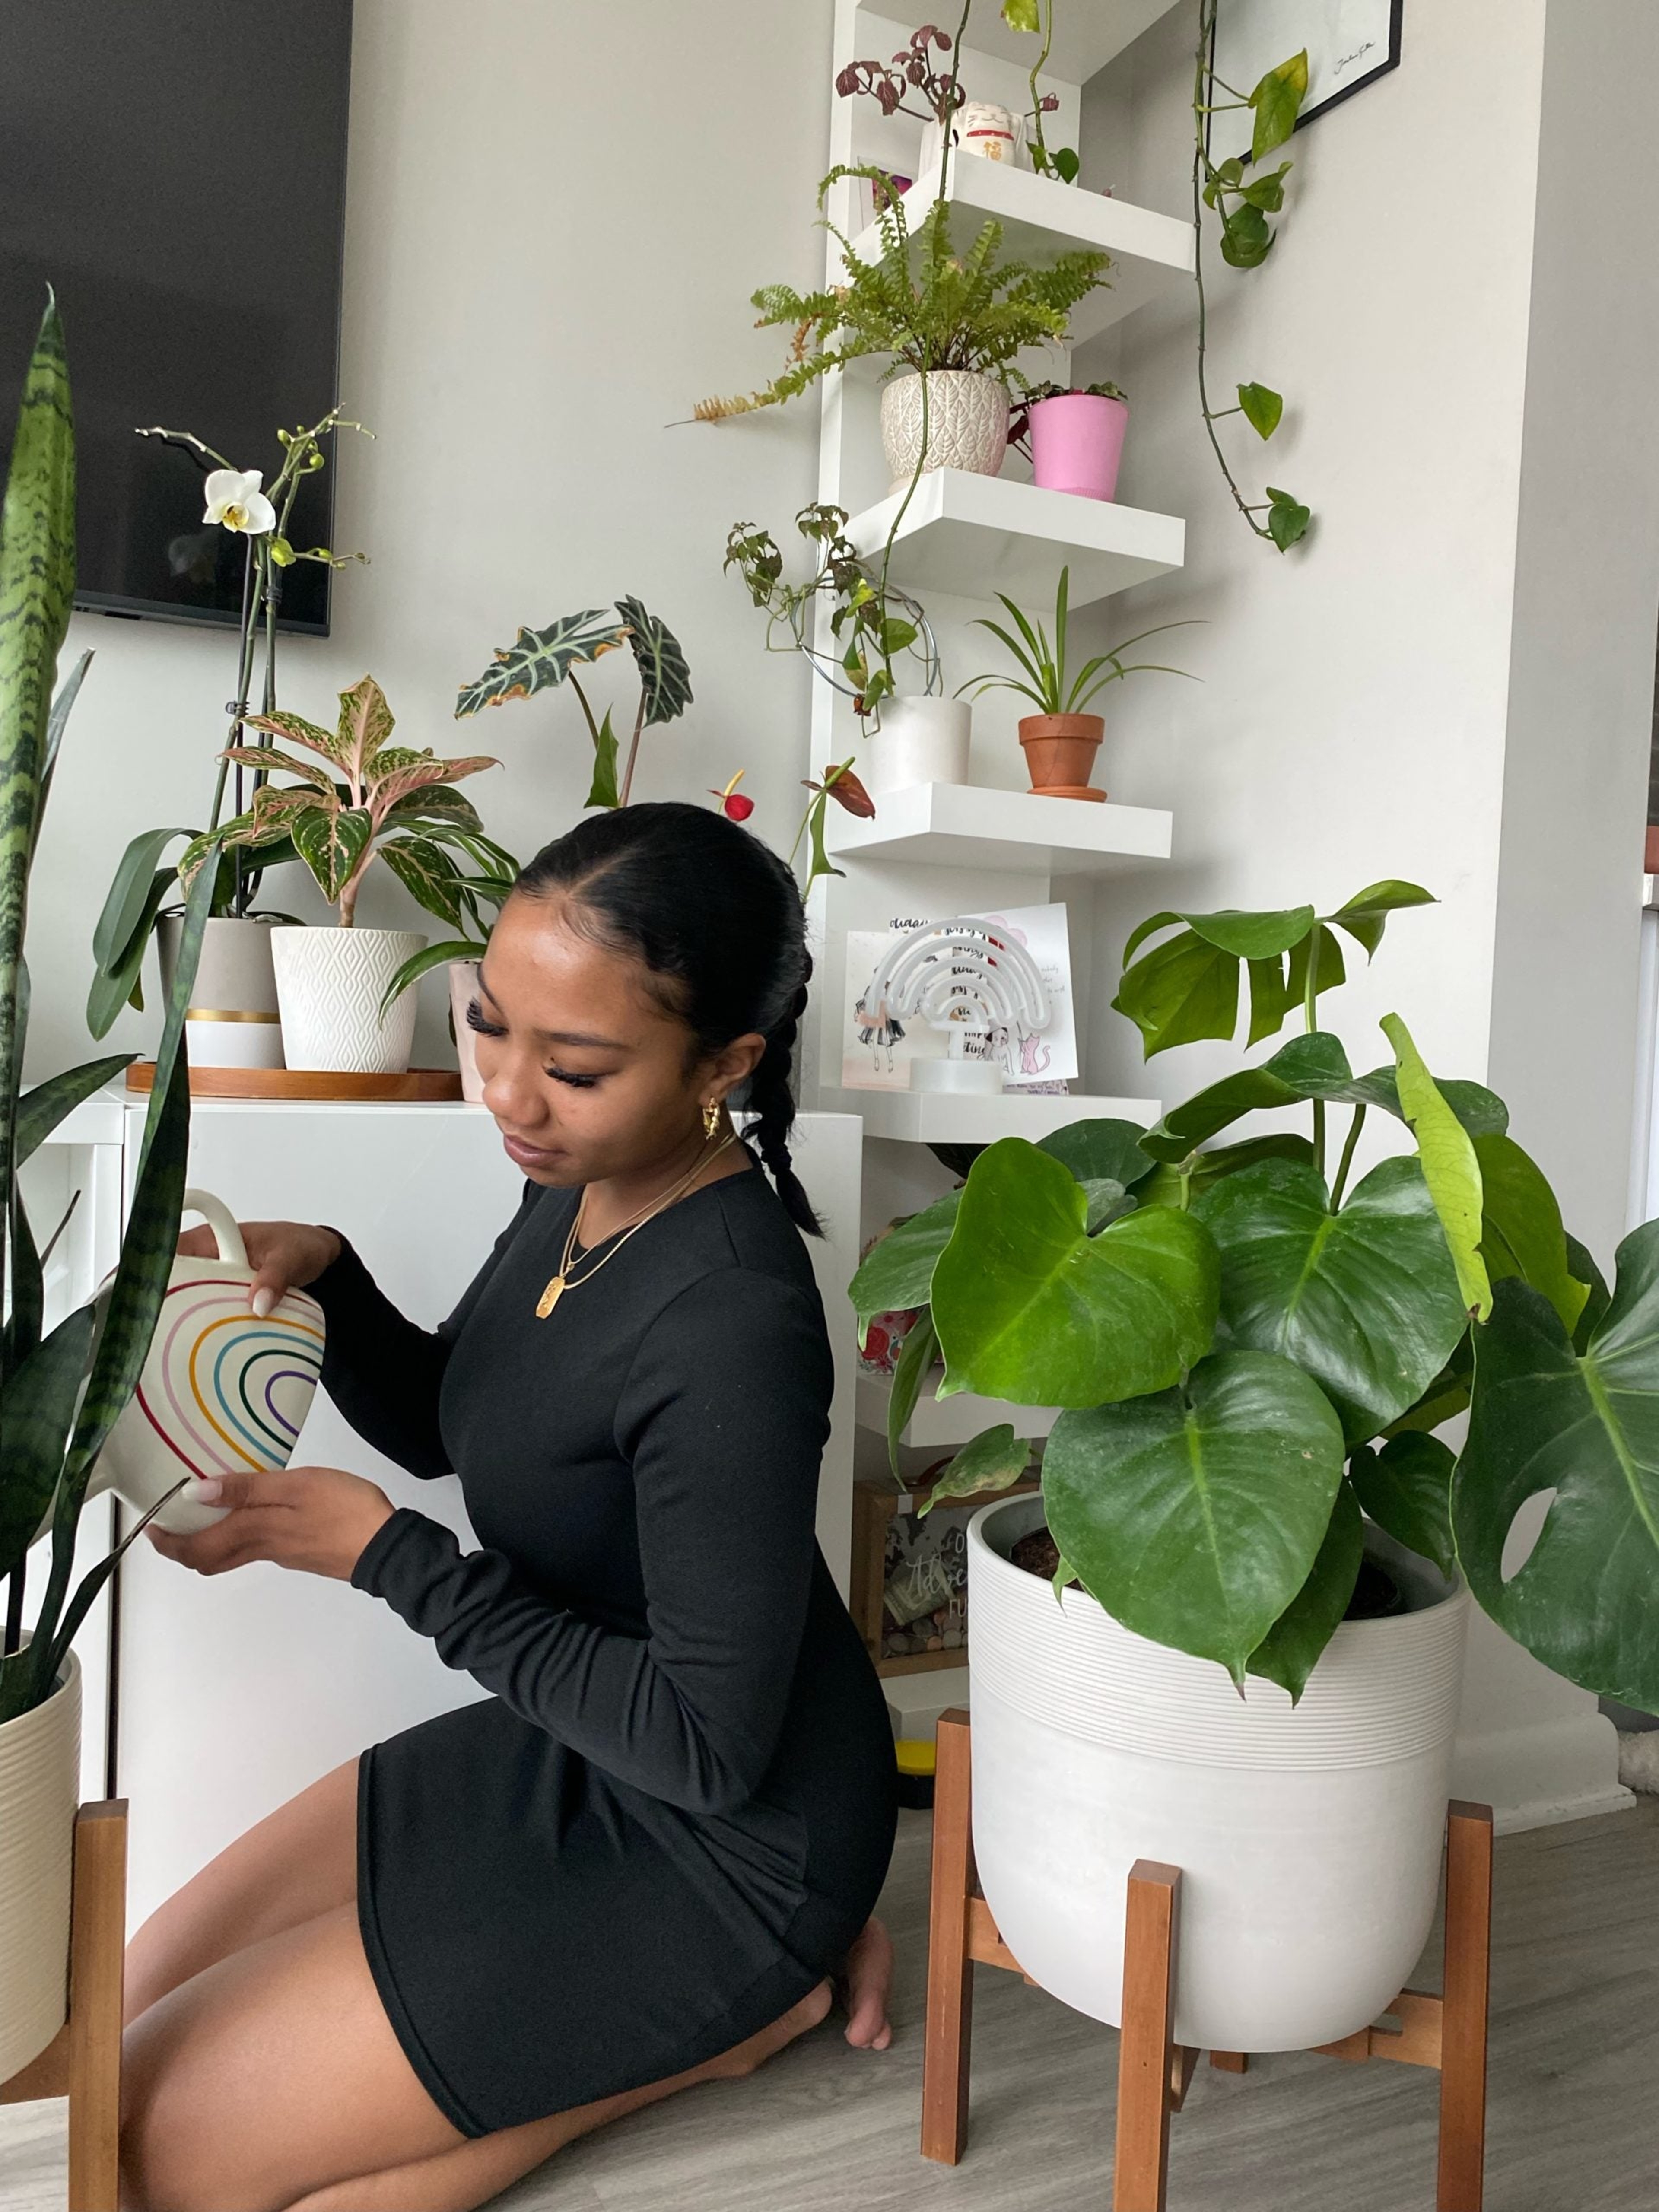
[270,927,426,1075]
[0,1652,80,2080]
[863,698,972,797]
[967,1494,1468,2052]
[157,915,284,1071]
[880,372,1009,490]
[449,960,486,1104]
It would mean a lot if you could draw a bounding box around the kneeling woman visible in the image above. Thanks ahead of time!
[121,804,900,2212]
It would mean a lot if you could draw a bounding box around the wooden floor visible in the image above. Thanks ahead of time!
[3,1799,1654,2211]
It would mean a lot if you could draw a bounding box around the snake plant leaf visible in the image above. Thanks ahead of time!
[1474,1131,1587,1334]
[34,647,90,860]
[1035,1117,1157,1190]
[1246,1477,1363,1703]
[0,1307,95,1588]
[1382,1014,1491,1322]
[379,835,464,929]
[16,1057,134,1166]
[587,706,620,809]
[886,1308,939,1477]
[930,1139,1218,1409]
[454,610,630,717]
[1454,1250,1659,1710]
[1044,1349,1345,1683]
[615,597,693,728]
[922,1422,1031,1512]
[1349,1432,1457,1579]
[849,1188,961,1327]
[1195,1155,1468,1446]
[291,804,372,904]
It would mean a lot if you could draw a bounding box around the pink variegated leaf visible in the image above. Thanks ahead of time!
[243,709,343,764]
[336,675,396,785]
[372,753,498,820]
[217,744,335,791]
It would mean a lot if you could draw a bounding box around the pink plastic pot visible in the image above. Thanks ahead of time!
[1029,392,1129,502]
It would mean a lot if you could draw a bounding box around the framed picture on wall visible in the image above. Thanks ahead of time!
[1208,0,1402,165]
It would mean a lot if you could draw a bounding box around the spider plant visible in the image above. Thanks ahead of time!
[956,566,1201,716]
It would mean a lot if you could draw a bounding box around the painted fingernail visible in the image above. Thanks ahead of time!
[193,1477,224,1502]
[251,1288,275,1319]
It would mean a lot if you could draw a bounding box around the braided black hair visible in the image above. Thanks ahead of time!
[514,803,823,1236]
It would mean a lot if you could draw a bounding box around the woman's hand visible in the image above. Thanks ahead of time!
[176,1219,343,1317]
[145,1466,395,1582]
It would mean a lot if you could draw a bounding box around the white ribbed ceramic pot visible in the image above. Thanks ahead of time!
[449,960,485,1103]
[863,698,972,796]
[0,1652,80,2080]
[966,1494,1469,2052]
[880,372,1009,489]
[270,927,425,1074]
[157,915,284,1071]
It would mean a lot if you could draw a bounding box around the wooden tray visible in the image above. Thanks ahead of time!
[125,1063,466,1102]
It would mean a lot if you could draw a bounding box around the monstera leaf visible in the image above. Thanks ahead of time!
[1454,1239,1659,1710]
[1382,1014,1491,1322]
[1196,1154,1469,1445]
[1043,1349,1346,1682]
[454,608,631,717]
[929,1139,1218,1409]
[615,595,693,727]
[1246,1476,1363,1702]
[1475,1131,1588,1333]
[1350,1432,1456,1577]
[849,1189,961,1328]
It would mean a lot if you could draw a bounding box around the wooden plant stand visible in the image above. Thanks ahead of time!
[0,1801,128,2212]
[922,1710,1493,2211]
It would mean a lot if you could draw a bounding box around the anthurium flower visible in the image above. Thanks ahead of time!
[802,764,876,818]
[709,769,754,822]
[202,467,276,535]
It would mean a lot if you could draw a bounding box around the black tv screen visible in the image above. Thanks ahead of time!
[0,0,353,635]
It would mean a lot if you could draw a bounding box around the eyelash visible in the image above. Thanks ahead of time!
[465,1000,601,1088]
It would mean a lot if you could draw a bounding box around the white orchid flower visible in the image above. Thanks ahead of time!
[202,467,276,536]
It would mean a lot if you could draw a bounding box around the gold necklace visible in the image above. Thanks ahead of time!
[535,1128,740,1319]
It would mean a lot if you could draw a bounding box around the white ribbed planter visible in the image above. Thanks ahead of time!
[0,1653,81,2080]
[157,915,284,1071]
[880,372,1009,490]
[270,927,426,1075]
[863,699,972,796]
[967,1494,1469,2052]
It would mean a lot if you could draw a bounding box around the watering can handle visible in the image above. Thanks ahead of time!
[181,1189,250,1271]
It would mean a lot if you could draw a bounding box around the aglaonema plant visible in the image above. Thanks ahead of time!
[849,878,1659,1715]
[0,295,225,1722]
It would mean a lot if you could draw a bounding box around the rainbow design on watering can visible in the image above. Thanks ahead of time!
[134,1278,325,1478]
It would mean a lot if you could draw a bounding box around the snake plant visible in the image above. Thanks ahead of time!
[0,295,221,1724]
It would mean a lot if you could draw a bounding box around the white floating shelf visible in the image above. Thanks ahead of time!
[844,470,1184,606]
[858,1370,1059,1448]
[825,1087,1159,1144]
[828,780,1171,873]
[853,0,1174,83]
[850,162,1192,341]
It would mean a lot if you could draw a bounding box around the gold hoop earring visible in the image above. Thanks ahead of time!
[703,1099,721,1141]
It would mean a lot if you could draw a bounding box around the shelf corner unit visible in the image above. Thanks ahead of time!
[822,1086,1160,1145]
[827,780,1172,873]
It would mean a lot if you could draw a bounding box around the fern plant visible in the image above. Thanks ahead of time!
[694,167,1109,422]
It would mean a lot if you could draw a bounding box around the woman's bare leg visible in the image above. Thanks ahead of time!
[834,1915,894,2050]
[123,1757,359,2024]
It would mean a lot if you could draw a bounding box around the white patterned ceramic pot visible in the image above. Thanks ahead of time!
[0,1651,80,2079]
[966,1494,1469,2052]
[157,915,284,1071]
[270,926,426,1074]
[88,1191,325,1536]
[863,698,972,796]
[880,372,1010,490]
[448,960,486,1104]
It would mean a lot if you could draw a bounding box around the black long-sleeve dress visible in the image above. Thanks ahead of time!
[310,1163,898,2139]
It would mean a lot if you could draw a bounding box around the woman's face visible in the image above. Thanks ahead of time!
[467,891,763,1187]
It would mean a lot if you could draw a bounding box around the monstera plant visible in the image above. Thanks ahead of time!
[455,596,692,810]
[850,880,1659,1713]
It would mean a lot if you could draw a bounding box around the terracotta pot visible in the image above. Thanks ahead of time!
[1018,713,1106,802]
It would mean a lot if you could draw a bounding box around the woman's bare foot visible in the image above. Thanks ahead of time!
[834,1915,894,2050]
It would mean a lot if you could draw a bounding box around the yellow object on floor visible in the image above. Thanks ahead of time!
[895,1737,937,1778]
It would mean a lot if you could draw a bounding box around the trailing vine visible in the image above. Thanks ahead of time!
[1192,0,1311,550]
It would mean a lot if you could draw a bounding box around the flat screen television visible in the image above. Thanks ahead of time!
[0,0,353,635]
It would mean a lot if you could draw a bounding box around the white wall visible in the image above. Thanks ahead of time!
[31,0,833,1081]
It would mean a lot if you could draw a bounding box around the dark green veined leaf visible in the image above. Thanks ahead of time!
[886,1308,938,1477]
[1196,1155,1469,1445]
[1382,1013,1491,1322]
[85,868,174,1037]
[1141,1032,1353,1162]
[379,938,485,1018]
[1237,382,1283,439]
[849,1189,960,1327]
[1035,1117,1156,1190]
[1382,1328,1473,1439]
[379,835,465,929]
[1265,486,1311,550]
[454,609,629,717]
[1349,1432,1456,1578]
[34,647,90,859]
[587,706,620,808]
[1345,1066,1509,1138]
[0,1308,95,1588]
[1453,1248,1659,1709]
[930,1139,1218,1409]
[1250,49,1308,161]
[16,1056,133,1164]
[292,805,372,904]
[920,1422,1031,1514]
[1475,1131,1587,1333]
[1043,1349,1344,1683]
[1247,1477,1363,1702]
[615,596,693,728]
[1080,1178,1131,1230]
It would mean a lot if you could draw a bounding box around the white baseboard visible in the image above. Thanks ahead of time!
[1452,1710,1636,1834]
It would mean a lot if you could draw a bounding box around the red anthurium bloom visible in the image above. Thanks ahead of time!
[709,770,755,821]
[801,764,876,819]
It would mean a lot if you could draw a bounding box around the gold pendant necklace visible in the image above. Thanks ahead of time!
[535,1128,739,1319]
